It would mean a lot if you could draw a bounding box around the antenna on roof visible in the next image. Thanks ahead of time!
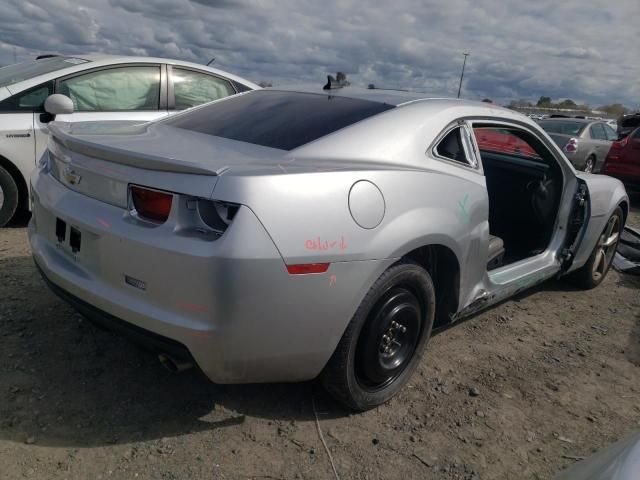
[323,72,350,90]
[206,57,215,66]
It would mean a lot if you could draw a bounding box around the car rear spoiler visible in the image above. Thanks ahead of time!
[48,122,221,176]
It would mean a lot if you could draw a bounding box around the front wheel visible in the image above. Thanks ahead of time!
[568,206,623,289]
[320,260,435,410]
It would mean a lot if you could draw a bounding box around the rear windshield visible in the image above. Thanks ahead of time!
[538,120,586,136]
[620,115,640,128]
[0,57,88,88]
[164,90,394,150]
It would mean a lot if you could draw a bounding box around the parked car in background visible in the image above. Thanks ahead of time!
[0,54,258,226]
[602,127,640,191]
[537,117,617,172]
[29,85,628,410]
[617,113,640,139]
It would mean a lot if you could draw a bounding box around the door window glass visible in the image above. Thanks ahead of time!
[473,127,542,160]
[173,68,235,110]
[58,66,160,111]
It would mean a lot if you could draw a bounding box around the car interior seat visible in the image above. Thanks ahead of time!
[487,234,505,270]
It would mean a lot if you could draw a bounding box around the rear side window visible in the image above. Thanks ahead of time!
[602,123,618,141]
[589,123,607,140]
[164,90,394,151]
[172,68,235,110]
[435,127,468,164]
[58,66,161,112]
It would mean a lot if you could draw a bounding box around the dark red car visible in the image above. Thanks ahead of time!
[602,127,640,191]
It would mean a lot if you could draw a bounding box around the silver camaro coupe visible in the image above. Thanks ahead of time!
[29,83,629,409]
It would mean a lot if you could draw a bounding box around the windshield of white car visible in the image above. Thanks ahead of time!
[0,57,89,88]
[538,120,585,136]
[164,90,395,151]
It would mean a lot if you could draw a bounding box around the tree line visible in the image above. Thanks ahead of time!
[506,96,630,117]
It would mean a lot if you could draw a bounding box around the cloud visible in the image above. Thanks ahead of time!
[0,0,637,107]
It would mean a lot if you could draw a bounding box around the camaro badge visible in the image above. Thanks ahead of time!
[63,166,82,186]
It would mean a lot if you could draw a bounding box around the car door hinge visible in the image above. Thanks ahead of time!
[559,248,573,263]
[575,184,587,206]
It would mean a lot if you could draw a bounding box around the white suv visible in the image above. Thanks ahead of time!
[0,54,258,226]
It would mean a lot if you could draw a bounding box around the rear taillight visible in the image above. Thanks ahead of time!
[130,185,173,223]
[611,136,628,149]
[564,138,578,153]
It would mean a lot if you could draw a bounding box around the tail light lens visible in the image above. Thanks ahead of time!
[564,138,578,153]
[130,185,173,223]
[611,136,628,149]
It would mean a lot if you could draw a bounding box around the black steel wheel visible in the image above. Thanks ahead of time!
[355,287,422,391]
[320,260,436,410]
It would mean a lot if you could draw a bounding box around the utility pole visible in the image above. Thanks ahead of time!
[13,46,17,64]
[457,52,470,99]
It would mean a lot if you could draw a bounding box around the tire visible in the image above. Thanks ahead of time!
[568,206,623,289]
[0,165,19,227]
[583,155,595,173]
[320,260,436,410]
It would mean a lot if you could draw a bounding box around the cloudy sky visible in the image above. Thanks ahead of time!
[0,0,638,107]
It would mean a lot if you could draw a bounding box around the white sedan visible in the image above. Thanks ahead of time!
[0,54,259,226]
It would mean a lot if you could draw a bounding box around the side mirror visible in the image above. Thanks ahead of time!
[44,94,74,115]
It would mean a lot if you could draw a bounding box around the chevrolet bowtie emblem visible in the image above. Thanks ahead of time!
[63,166,82,186]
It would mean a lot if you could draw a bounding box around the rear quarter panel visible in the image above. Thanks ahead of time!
[213,161,490,315]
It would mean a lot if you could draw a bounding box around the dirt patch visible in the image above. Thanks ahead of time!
[1,199,639,480]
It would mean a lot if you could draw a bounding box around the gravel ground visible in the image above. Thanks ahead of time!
[0,196,638,480]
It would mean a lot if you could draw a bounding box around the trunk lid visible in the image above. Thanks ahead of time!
[47,121,290,208]
[49,121,287,176]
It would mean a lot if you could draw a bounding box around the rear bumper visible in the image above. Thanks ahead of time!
[36,261,194,363]
[29,167,391,383]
